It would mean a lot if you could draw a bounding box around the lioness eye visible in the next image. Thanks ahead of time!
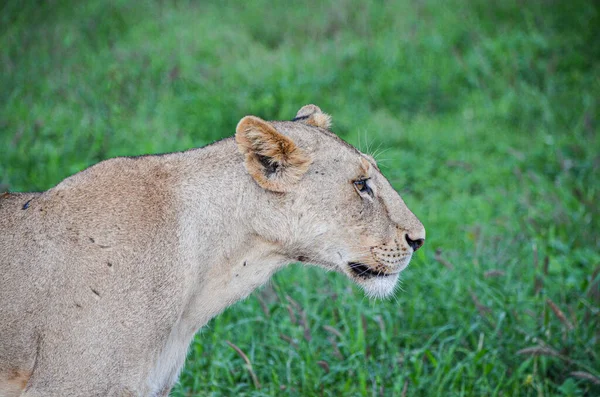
[354,179,373,197]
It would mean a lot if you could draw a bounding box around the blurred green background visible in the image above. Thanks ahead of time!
[1,0,599,395]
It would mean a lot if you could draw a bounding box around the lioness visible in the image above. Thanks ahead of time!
[0,105,424,396]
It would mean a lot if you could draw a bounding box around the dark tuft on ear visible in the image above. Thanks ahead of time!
[235,116,312,192]
[293,104,332,129]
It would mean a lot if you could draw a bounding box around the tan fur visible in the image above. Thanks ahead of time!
[294,104,332,129]
[0,105,424,396]
[235,116,313,192]
[0,370,30,397]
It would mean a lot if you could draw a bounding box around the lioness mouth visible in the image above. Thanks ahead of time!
[348,262,394,278]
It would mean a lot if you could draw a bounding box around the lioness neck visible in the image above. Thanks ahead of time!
[145,139,292,391]
[173,139,290,327]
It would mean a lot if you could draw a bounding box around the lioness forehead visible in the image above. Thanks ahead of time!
[271,120,365,158]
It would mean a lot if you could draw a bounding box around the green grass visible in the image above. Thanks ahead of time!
[1,0,599,395]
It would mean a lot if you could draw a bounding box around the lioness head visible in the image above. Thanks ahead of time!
[235,105,425,298]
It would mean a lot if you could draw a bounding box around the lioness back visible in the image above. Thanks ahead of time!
[0,156,188,395]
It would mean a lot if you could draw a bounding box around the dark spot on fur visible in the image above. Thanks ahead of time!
[107,262,113,267]
[243,261,247,266]
[22,199,32,210]
[256,154,279,175]
[236,274,239,277]
[7,368,31,389]
[91,288,100,297]
[291,115,310,122]
[75,303,82,309]
[89,237,95,243]
[297,256,309,262]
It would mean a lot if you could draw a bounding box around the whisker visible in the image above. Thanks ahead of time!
[371,147,392,160]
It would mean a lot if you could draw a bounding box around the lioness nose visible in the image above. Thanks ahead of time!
[405,234,424,252]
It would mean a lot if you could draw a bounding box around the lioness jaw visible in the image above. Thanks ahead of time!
[0,104,424,396]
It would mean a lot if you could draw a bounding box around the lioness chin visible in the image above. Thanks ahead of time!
[0,104,424,396]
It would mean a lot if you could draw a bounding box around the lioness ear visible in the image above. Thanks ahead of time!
[235,116,312,192]
[293,104,332,129]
